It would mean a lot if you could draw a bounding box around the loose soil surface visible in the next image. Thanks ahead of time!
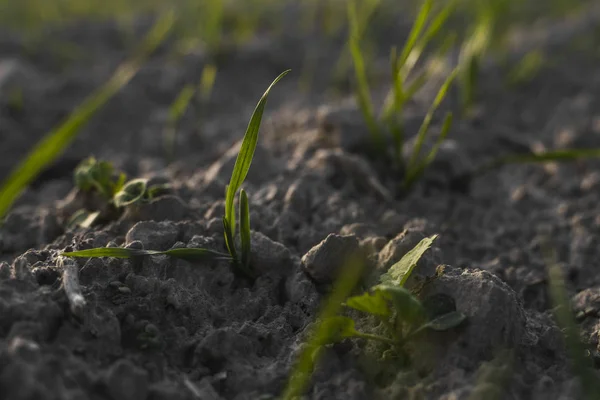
[3,5,600,400]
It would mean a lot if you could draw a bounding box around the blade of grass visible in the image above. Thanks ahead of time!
[223,70,290,243]
[164,84,196,161]
[475,148,600,176]
[348,0,382,152]
[0,12,175,221]
[382,0,455,119]
[404,112,453,188]
[405,68,458,176]
[281,257,365,399]
[401,0,456,79]
[397,0,433,68]
[388,46,405,165]
[62,246,231,260]
[240,189,251,271]
[199,63,217,101]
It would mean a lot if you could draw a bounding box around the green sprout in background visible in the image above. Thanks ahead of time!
[348,0,458,191]
[0,12,175,222]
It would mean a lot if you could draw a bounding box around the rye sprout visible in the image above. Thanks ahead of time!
[0,12,175,221]
[222,69,290,276]
[347,0,458,190]
[63,70,290,277]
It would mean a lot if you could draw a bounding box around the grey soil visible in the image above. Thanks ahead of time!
[2,6,600,400]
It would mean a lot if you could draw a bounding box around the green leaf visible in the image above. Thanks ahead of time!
[405,68,458,177]
[113,178,148,208]
[240,189,251,271]
[74,157,116,198]
[224,70,290,242]
[397,0,433,68]
[66,209,100,229]
[377,285,425,325]
[344,289,391,317]
[402,0,457,78]
[161,247,232,261]
[348,0,382,152]
[423,311,466,331]
[0,12,174,221]
[62,247,134,258]
[404,112,454,188]
[62,246,231,260]
[318,316,362,344]
[380,235,438,287]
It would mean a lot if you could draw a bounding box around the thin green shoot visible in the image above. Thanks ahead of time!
[223,70,290,271]
[332,0,382,85]
[0,12,175,221]
[199,63,218,102]
[164,84,196,161]
[403,111,453,189]
[347,0,383,153]
[400,0,456,81]
[397,0,433,69]
[63,246,231,261]
[473,148,600,178]
[388,46,405,165]
[281,257,365,400]
[381,0,456,120]
[403,68,458,190]
[507,50,545,87]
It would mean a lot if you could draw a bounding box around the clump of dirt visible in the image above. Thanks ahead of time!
[3,6,600,400]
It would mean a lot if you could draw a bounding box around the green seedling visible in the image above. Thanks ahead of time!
[283,235,465,399]
[68,157,170,228]
[0,12,175,222]
[222,69,290,276]
[347,0,458,190]
[74,156,126,199]
[318,235,465,360]
[322,284,465,358]
[164,84,196,162]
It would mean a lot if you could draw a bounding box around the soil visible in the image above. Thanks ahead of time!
[2,4,600,400]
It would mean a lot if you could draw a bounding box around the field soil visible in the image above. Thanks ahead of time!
[2,6,600,399]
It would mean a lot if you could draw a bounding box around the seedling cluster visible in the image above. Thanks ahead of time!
[320,236,464,362]
[63,70,291,279]
[66,156,170,228]
[348,0,458,191]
